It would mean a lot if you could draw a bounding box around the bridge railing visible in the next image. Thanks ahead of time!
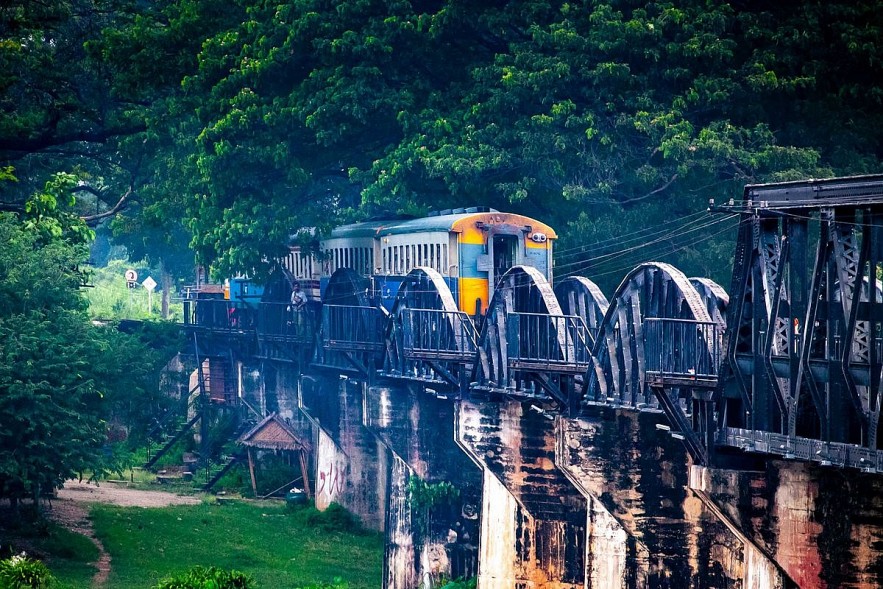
[643,318,720,387]
[256,302,315,344]
[401,308,478,362]
[322,304,386,352]
[184,298,256,332]
[506,312,592,374]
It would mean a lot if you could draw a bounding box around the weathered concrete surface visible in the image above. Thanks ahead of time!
[386,455,419,589]
[458,398,587,588]
[559,406,791,588]
[364,386,481,585]
[692,459,883,588]
[296,376,391,532]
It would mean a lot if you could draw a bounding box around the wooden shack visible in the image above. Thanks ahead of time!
[238,413,311,498]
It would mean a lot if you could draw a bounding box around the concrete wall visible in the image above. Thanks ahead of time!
[692,459,883,588]
[365,386,482,585]
[458,399,587,588]
[249,363,883,588]
[557,407,789,588]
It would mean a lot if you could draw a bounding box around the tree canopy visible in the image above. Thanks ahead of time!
[1,0,881,289]
[0,211,179,503]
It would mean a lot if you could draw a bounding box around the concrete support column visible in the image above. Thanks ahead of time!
[557,406,790,588]
[692,460,883,588]
[364,385,481,587]
[297,376,391,532]
[457,398,587,588]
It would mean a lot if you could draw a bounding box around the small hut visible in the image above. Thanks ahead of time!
[238,413,311,499]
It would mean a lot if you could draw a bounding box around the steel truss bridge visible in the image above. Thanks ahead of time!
[184,175,883,472]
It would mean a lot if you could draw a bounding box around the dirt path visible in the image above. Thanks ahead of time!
[48,481,201,587]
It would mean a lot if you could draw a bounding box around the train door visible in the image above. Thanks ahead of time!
[488,234,518,304]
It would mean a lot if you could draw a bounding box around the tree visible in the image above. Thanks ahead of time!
[3,0,881,288]
[0,211,176,506]
[0,0,146,221]
[167,0,882,286]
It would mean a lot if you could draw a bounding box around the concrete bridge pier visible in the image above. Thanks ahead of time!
[363,385,482,588]
[557,406,792,588]
[291,374,392,532]
[456,398,588,588]
[692,458,883,588]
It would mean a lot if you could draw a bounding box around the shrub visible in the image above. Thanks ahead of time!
[439,578,476,589]
[0,553,56,589]
[288,503,364,534]
[152,566,253,589]
[293,578,348,589]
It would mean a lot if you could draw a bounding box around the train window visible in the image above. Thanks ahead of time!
[442,245,447,274]
[393,247,399,274]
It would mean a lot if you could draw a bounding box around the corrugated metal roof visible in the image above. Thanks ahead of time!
[327,211,558,239]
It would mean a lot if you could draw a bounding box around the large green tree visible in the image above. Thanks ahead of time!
[3,0,882,291]
[0,209,176,504]
[163,0,882,288]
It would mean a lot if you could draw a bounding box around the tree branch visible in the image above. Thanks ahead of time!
[620,174,679,203]
[0,122,148,160]
[78,185,134,226]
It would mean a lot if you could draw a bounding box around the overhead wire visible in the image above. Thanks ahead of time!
[553,209,712,259]
[556,217,741,282]
[555,213,738,275]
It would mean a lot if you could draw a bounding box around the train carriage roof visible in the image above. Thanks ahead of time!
[328,211,557,239]
[326,220,390,240]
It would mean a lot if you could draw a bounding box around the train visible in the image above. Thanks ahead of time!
[266,207,557,316]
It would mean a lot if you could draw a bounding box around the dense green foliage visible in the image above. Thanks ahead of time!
[153,566,253,589]
[2,0,882,288]
[0,553,55,589]
[0,214,180,502]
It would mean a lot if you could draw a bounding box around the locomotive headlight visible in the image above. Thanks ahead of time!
[530,232,547,243]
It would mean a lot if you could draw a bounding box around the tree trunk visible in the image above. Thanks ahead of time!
[161,260,172,319]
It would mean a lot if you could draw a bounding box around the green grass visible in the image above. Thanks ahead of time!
[37,523,101,588]
[85,259,183,322]
[87,500,383,589]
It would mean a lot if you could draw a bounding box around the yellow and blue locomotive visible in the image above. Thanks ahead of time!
[288,207,556,315]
